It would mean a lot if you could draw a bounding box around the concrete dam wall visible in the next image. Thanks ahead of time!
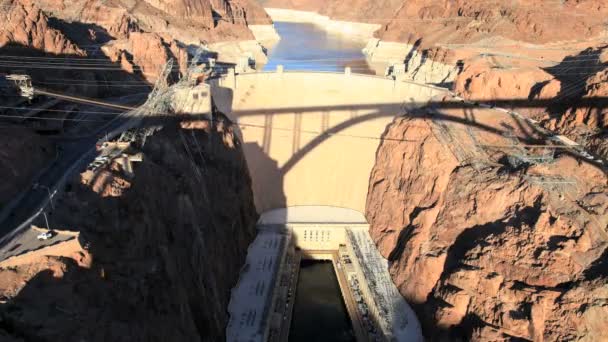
[210,71,448,215]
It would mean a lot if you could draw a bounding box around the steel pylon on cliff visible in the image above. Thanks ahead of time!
[5,74,34,100]
[148,58,175,102]
[118,58,175,144]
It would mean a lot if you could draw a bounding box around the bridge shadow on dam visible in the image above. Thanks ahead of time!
[221,96,608,177]
[101,94,608,210]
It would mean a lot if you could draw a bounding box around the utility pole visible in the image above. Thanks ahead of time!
[34,183,54,210]
[42,211,50,231]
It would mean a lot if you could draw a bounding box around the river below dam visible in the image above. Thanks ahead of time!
[263,21,373,74]
[289,260,355,342]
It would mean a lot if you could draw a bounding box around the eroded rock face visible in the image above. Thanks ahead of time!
[0,117,258,341]
[103,32,189,83]
[0,0,84,55]
[263,0,608,45]
[453,46,608,160]
[376,0,608,47]
[144,0,214,21]
[366,116,608,341]
[454,60,554,103]
[1,0,271,93]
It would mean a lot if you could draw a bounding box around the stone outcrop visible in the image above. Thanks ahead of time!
[366,115,608,341]
[0,0,273,92]
[0,0,84,55]
[230,0,275,25]
[453,60,555,103]
[143,0,214,23]
[376,0,608,47]
[364,39,459,84]
[102,32,189,83]
[0,116,258,341]
[453,46,608,160]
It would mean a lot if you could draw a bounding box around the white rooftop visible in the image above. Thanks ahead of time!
[347,227,423,342]
[226,227,287,342]
[258,206,367,225]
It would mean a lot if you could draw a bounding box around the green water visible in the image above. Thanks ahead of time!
[289,260,355,342]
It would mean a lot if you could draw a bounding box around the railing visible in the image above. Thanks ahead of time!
[236,68,452,87]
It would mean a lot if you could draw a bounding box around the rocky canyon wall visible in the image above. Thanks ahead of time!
[262,0,607,45]
[260,0,403,24]
[0,115,259,341]
[0,0,273,94]
[453,46,608,160]
[366,114,608,341]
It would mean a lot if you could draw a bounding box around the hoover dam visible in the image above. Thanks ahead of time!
[202,17,605,341]
[217,19,435,342]
[1,1,607,341]
[211,70,445,214]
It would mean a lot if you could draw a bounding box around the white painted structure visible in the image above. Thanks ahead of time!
[226,226,291,342]
[209,71,448,214]
[227,207,424,342]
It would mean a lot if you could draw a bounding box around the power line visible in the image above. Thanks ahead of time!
[0,105,127,115]
[0,113,106,122]
[1,50,605,64]
[36,81,152,88]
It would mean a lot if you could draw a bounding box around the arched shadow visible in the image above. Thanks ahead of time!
[543,45,608,126]
[243,142,286,218]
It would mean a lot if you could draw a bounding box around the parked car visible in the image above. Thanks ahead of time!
[36,231,54,240]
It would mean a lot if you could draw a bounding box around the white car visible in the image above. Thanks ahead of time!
[36,231,53,240]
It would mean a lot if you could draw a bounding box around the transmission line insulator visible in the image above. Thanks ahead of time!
[5,74,34,100]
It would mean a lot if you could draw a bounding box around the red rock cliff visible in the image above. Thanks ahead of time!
[453,46,608,160]
[366,114,608,341]
[0,0,84,55]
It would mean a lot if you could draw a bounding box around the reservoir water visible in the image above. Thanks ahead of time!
[263,22,373,74]
[289,260,355,342]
